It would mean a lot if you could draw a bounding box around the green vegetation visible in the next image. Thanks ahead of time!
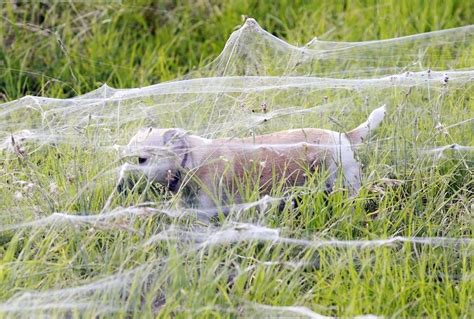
[1,0,472,100]
[0,1,473,318]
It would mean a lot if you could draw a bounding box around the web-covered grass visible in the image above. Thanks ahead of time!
[0,2,473,318]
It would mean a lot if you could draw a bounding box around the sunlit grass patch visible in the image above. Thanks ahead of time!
[0,1,473,318]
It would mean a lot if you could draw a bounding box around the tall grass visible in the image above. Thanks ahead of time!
[0,1,473,318]
[1,0,472,100]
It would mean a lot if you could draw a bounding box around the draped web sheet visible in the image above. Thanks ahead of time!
[0,19,472,317]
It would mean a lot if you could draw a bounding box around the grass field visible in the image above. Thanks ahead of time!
[0,1,473,318]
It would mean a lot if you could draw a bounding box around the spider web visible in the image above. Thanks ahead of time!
[0,18,472,317]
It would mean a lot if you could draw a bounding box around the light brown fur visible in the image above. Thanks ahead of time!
[186,130,333,205]
[119,105,386,209]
